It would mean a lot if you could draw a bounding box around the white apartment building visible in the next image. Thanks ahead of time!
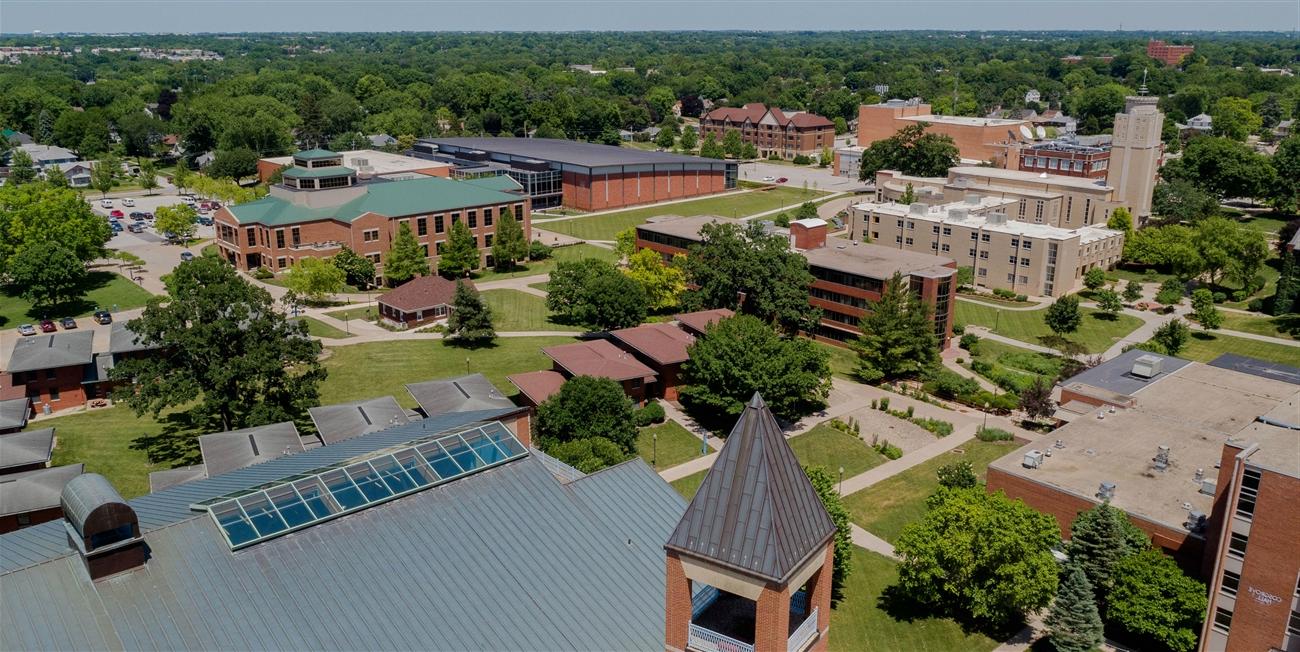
[848,195,1125,297]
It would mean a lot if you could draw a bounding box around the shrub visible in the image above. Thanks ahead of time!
[528,240,553,261]
[959,333,980,351]
[252,266,274,280]
[977,426,1015,442]
[1016,294,1028,302]
[878,397,890,412]
[870,399,877,410]
[1231,290,1247,302]
[634,402,666,426]
[1247,298,1265,312]
[1212,291,1227,304]
[792,154,813,165]
[874,440,903,459]
[912,417,954,437]
[956,357,964,364]
[937,460,978,489]
[906,405,915,418]
[952,323,965,335]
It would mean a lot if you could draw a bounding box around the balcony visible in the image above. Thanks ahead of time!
[687,587,819,652]
[288,240,344,252]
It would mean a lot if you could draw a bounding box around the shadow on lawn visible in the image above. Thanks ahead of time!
[877,583,1025,642]
[129,410,212,467]
[1,270,124,325]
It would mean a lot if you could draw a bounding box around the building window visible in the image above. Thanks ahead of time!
[1009,255,1018,264]
[1212,607,1232,635]
[366,253,380,264]
[979,251,989,260]
[1010,238,1020,247]
[905,237,914,245]
[468,210,477,228]
[970,232,978,240]
[1228,532,1248,559]
[245,227,256,247]
[276,229,285,248]
[931,242,938,250]
[435,215,445,233]
[49,386,60,401]
[941,244,950,252]
[435,241,445,255]
[1020,257,1031,267]
[451,212,461,224]
[1289,609,1300,638]
[896,219,904,228]
[276,257,286,269]
[291,227,300,247]
[1237,468,1261,519]
[942,227,952,236]
[1007,273,1016,282]
[932,225,940,234]
[417,217,428,236]
[1221,570,1240,597]
[968,248,977,257]
[363,229,380,243]
[484,207,494,226]
[981,233,990,242]
[484,234,493,247]
[1023,241,1032,250]
[1018,199,1026,217]
[895,236,902,244]
[872,231,879,240]
[978,267,987,277]
[907,221,915,230]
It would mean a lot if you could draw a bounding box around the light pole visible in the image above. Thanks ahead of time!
[701,427,708,455]
[653,432,658,468]
[995,308,1002,332]
[982,401,990,432]
[838,466,844,494]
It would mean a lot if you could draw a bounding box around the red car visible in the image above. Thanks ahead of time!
[110,209,125,218]
[39,319,57,333]
[775,177,789,184]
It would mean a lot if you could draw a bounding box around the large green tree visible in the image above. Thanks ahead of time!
[154,204,198,244]
[534,375,638,453]
[0,182,112,270]
[681,221,817,333]
[1150,319,1191,355]
[1045,294,1083,337]
[852,271,939,382]
[284,256,346,304]
[1046,562,1105,652]
[546,257,647,330]
[1190,288,1223,330]
[7,149,36,185]
[489,206,527,271]
[207,148,260,180]
[437,220,479,278]
[679,313,831,423]
[1106,549,1208,652]
[858,123,960,180]
[8,241,86,308]
[1272,135,1300,211]
[1068,502,1149,608]
[445,280,496,346]
[804,466,853,606]
[109,257,325,433]
[623,248,687,311]
[1163,136,1276,201]
[1151,179,1219,225]
[1209,96,1262,141]
[331,246,375,288]
[385,221,431,285]
[894,487,1060,626]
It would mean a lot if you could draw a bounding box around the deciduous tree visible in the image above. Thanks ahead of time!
[0,182,112,269]
[858,123,960,180]
[7,149,36,185]
[1123,280,1143,303]
[1083,267,1107,291]
[1190,288,1222,330]
[138,160,158,195]
[284,257,345,304]
[331,246,375,288]
[207,147,260,180]
[445,280,495,346]
[154,204,199,244]
[680,221,817,333]
[8,242,86,308]
[535,375,638,453]
[1045,294,1082,336]
[804,466,853,606]
[1095,288,1123,318]
[1150,318,1191,355]
[852,272,939,382]
[1019,376,1056,421]
[936,460,977,489]
[1106,549,1208,652]
[91,155,116,197]
[436,220,479,278]
[623,248,686,311]
[490,206,527,271]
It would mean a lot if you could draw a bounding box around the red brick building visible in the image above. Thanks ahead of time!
[3,331,97,414]
[413,138,737,211]
[0,463,83,534]
[635,216,957,348]
[1012,140,1110,179]
[376,275,462,329]
[858,99,1028,164]
[608,312,727,402]
[1147,39,1195,67]
[213,149,531,283]
[508,339,657,408]
[699,103,836,160]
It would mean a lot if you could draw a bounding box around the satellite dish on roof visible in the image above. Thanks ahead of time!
[1019,125,1034,141]
[1035,126,1047,139]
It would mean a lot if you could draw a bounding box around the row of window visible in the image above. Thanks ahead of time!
[1022,156,1107,173]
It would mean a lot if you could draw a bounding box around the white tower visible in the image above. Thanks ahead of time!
[1108,93,1163,227]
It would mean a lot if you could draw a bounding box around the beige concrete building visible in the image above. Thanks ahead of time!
[847,195,1124,297]
[1109,96,1163,225]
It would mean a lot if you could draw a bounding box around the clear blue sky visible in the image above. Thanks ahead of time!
[2,1,1297,34]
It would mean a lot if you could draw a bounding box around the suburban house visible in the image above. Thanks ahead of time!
[376,275,462,329]
[674,308,734,336]
[508,339,657,407]
[16,143,79,169]
[50,161,92,187]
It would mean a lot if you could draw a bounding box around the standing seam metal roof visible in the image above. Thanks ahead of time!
[5,331,95,374]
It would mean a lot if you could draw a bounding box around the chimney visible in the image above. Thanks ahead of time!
[789,218,828,251]
[61,473,147,580]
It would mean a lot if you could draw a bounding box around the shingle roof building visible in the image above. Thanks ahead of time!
[0,463,83,518]
[674,308,735,336]
[405,373,516,417]
[609,322,696,366]
[307,396,410,446]
[542,339,657,383]
[197,422,304,477]
[506,369,568,406]
[0,409,690,651]
[377,274,460,313]
[0,397,31,433]
[5,330,95,373]
[0,427,55,473]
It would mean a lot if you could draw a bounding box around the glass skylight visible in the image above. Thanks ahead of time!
[206,422,527,550]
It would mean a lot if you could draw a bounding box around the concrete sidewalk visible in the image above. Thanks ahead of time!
[838,426,977,496]
[850,524,898,560]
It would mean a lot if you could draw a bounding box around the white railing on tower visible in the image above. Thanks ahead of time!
[787,607,819,652]
[688,623,755,652]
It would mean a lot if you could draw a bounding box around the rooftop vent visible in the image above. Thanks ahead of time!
[948,208,968,221]
[987,212,1008,225]
[1184,510,1207,533]
[1131,355,1163,379]
[60,473,146,580]
[1152,445,1171,472]
[964,193,981,206]
[1097,481,1116,500]
[1199,479,1217,496]
[909,202,928,215]
[1023,450,1044,469]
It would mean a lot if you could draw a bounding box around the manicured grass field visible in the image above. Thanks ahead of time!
[789,423,888,479]
[323,305,379,323]
[963,339,1069,390]
[1105,266,1174,285]
[1236,214,1290,235]
[470,243,618,282]
[1177,331,1300,366]
[298,316,354,339]
[319,337,576,409]
[842,440,1020,544]
[830,547,1001,652]
[1218,312,1300,341]
[636,419,705,470]
[480,289,582,332]
[955,299,1143,354]
[671,469,709,500]
[0,270,154,327]
[535,186,829,241]
[817,341,859,380]
[43,406,182,499]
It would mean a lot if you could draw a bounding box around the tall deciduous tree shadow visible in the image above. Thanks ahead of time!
[129,409,214,467]
[878,582,1025,641]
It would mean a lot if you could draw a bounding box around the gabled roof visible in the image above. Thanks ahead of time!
[197,422,304,477]
[674,308,735,335]
[148,464,207,493]
[0,397,31,431]
[405,373,516,417]
[308,396,410,446]
[542,339,658,382]
[666,393,836,584]
[378,275,461,313]
[508,369,568,405]
[293,148,339,160]
[0,427,55,471]
[609,322,695,366]
[108,322,155,355]
[703,102,834,129]
[0,464,83,516]
[5,331,95,374]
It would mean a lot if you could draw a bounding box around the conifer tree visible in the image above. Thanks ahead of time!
[852,272,938,382]
[1046,562,1105,652]
[446,281,495,346]
[490,206,527,271]
[384,221,430,286]
[438,220,480,278]
[1068,501,1149,607]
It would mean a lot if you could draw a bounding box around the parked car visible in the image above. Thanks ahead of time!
[129,211,144,219]
[762,176,775,182]
[39,319,57,333]
[93,310,112,325]
[180,251,195,262]
[140,211,154,220]
[197,215,213,226]
[128,222,145,233]
[17,324,37,336]
[110,222,123,233]
[110,209,124,218]
[100,199,113,208]
[122,198,135,207]
[775,177,789,184]
[199,202,212,210]
[60,317,77,329]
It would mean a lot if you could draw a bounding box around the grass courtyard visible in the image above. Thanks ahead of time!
[470,243,618,282]
[671,469,709,500]
[1177,331,1300,366]
[0,269,154,327]
[298,316,354,339]
[962,339,1070,391]
[1218,311,1300,341]
[818,341,860,379]
[323,305,379,323]
[636,419,705,470]
[842,440,1020,545]
[480,289,582,332]
[789,422,888,479]
[533,186,829,241]
[955,299,1143,354]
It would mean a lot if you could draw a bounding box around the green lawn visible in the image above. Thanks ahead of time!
[529,281,550,293]
[636,420,705,470]
[963,339,1069,391]
[536,186,829,241]
[955,300,1143,354]
[323,305,379,323]
[469,243,619,282]
[830,547,1000,652]
[842,440,1020,545]
[1177,331,1300,366]
[817,341,859,380]
[298,316,354,339]
[1235,214,1291,235]
[43,406,198,499]
[789,423,888,479]
[671,469,709,500]
[1222,255,1283,310]
[1218,312,1300,340]
[1105,266,1175,285]
[0,269,154,327]
[319,337,575,409]
[481,289,582,332]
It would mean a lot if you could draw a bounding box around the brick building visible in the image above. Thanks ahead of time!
[3,331,97,414]
[847,195,1124,297]
[413,138,736,211]
[698,103,836,160]
[858,99,1029,164]
[984,351,1300,652]
[376,275,461,329]
[1011,140,1110,179]
[607,309,732,402]
[255,149,452,184]
[213,149,530,282]
[508,339,658,408]
[635,215,957,348]
[1147,39,1195,67]
[0,463,83,534]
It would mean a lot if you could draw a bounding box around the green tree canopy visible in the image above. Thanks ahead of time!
[1068,501,1150,608]
[1190,288,1223,330]
[681,221,817,333]
[436,220,479,278]
[1083,267,1107,291]
[154,204,199,244]
[1045,562,1105,652]
[284,256,346,304]
[1162,136,1276,201]
[445,280,495,346]
[7,149,36,185]
[1095,288,1123,318]
[547,436,630,474]
[858,123,960,180]
[803,466,853,606]
[534,375,638,453]
[623,248,687,311]
[852,271,939,382]
[331,246,375,288]
[0,182,112,269]
[1151,179,1219,225]
[1106,549,1208,652]
[1209,96,1262,141]
[1044,294,1082,336]
[8,241,86,309]
[490,206,528,271]
[1150,318,1191,355]
[207,147,260,180]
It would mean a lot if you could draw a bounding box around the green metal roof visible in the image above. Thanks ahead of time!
[227,176,525,228]
[282,165,355,179]
[293,148,340,160]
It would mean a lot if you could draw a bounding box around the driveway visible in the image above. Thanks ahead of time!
[737,161,868,194]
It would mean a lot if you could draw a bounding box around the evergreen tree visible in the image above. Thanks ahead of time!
[1046,562,1105,652]
[1068,501,1149,607]
[852,272,938,382]
[7,149,36,185]
[384,222,430,285]
[490,206,527,271]
[1272,250,1298,316]
[438,220,480,278]
[679,126,698,151]
[446,280,495,346]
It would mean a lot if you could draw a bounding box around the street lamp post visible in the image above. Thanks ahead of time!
[838,466,844,494]
[653,432,658,468]
[701,427,708,455]
[982,401,990,432]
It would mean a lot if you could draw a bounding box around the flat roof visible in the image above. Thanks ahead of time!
[802,240,956,281]
[900,114,1028,127]
[1208,352,1300,386]
[948,166,1115,192]
[635,214,737,242]
[854,199,1123,243]
[991,360,1300,530]
[262,150,451,176]
[1061,349,1192,398]
[424,137,726,168]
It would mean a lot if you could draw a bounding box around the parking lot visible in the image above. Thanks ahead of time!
[88,193,217,294]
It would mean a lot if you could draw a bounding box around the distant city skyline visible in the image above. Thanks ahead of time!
[2,1,1298,35]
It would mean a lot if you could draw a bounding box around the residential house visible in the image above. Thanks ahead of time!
[376,275,462,329]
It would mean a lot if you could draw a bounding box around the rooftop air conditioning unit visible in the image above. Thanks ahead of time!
[1097,481,1116,500]
[948,208,968,221]
[987,212,1008,225]
[964,193,981,206]
[1132,355,1163,379]
[1200,479,1217,496]
[909,202,928,215]
[1023,450,1044,469]
[1184,511,1207,533]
